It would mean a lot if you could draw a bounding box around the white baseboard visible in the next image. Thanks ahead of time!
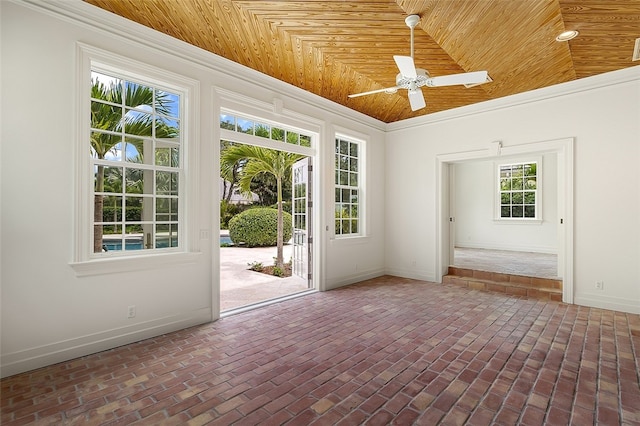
[1,309,212,378]
[574,295,640,315]
[325,268,386,290]
[383,267,436,283]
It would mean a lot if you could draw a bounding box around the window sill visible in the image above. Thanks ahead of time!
[493,218,543,225]
[330,235,371,245]
[69,252,202,277]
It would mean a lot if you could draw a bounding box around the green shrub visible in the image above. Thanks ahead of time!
[220,200,246,229]
[269,200,292,214]
[247,261,264,272]
[228,208,292,247]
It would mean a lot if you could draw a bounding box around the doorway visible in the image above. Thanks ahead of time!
[219,144,314,312]
[449,154,559,279]
[436,138,574,303]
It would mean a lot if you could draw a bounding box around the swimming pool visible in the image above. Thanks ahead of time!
[103,235,231,251]
[103,240,143,251]
[103,238,175,251]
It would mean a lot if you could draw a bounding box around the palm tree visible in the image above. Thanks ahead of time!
[220,140,242,203]
[91,76,175,252]
[222,144,304,269]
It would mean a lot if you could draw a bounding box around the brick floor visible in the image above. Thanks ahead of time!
[2,276,640,425]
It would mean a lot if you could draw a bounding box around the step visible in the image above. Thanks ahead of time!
[444,267,562,302]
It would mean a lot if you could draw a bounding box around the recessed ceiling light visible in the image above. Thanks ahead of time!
[556,30,579,42]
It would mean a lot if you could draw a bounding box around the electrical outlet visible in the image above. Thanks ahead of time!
[595,281,604,291]
[128,305,136,318]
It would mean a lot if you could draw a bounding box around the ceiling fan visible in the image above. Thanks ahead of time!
[348,15,489,111]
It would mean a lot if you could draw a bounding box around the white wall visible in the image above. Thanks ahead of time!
[385,65,640,314]
[3,0,638,379]
[453,153,557,253]
[0,0,386,377]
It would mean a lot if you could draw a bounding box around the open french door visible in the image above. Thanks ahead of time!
[292,157,312,287]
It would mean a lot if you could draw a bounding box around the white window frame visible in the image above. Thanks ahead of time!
[70,44,200,276]
[219,111,314,149]
[494,156,542,223]
[218,108,317,158]
[334,133,366,238]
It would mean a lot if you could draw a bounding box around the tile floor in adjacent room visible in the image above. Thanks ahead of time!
[453,248,558,280]
[2,276,639,425]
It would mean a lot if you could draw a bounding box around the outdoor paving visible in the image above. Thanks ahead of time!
[220,243,309,312]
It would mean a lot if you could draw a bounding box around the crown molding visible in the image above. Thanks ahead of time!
[12,0,638,134]
[387,65,640,131]
[13,0,386,132]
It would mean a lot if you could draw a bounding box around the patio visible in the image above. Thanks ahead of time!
[219,243,310,312]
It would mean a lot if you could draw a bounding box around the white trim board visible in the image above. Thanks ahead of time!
[1,309,212,378]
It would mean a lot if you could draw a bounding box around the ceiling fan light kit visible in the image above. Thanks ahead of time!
[348,14,489,112]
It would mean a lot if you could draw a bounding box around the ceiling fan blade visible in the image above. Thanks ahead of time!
[393,55,417,78]
[428,71,488,87]
[348,86,399,98]
[407,89,426,111]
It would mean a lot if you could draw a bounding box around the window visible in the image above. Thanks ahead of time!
[90,69,183,255]
[498,161,539,219]
[220,112,312,147]
[335,137,361,236]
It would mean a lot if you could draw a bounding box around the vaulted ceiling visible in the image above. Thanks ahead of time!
[85,0,640,123]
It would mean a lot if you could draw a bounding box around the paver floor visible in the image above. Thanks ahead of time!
[2,276,639,425]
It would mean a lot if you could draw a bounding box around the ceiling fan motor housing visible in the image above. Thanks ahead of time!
[396,69,430,89]
[405,15,420,29]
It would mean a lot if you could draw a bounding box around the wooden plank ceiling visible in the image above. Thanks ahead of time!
[85,0,640,123]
